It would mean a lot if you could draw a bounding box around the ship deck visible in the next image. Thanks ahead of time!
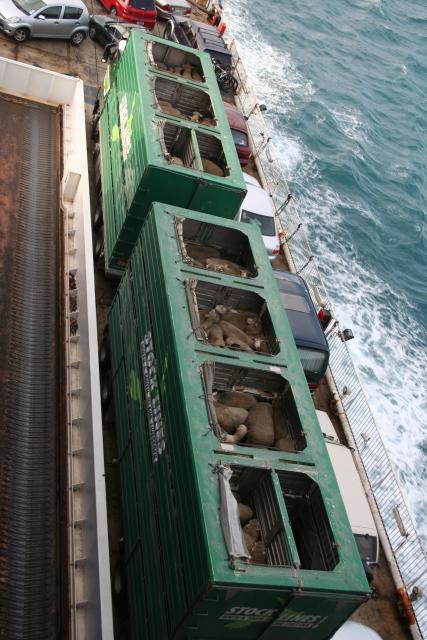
[0,7,412,640]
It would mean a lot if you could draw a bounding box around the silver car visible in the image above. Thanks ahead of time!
[0,0,89,45]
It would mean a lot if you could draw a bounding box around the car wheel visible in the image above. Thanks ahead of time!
[89,25,97,40]
[110,5,117,15]
[13,28,29,43]
[70,30,85,46]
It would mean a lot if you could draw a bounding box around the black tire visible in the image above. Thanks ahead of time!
[70,30,85,46]
[101,369,112,411]
[93,205,104,233]
[93,226,104,263]
[99,333,111,371]
[89,25,97,40]
[13,28,29,43]
[110,5,117,15]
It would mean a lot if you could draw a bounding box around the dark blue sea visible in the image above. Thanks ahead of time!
[224,0,427,539]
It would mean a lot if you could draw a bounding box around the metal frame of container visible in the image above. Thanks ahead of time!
[107,204,369,640]
[98,30,246,274]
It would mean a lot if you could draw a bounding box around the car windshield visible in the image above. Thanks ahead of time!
[231,129,248,147]
[297,348,328,377]
[241,210,276,236]
[12,0,45,14]
[129,0,154,8]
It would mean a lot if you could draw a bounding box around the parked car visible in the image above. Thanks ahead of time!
[155,0,190,18]
[163,16,232,69]
[317,410,379,579]
[0,0,89,44]
[273,269,330,391]
[97,0,156,29]
[223,102,252,166]
[89,14,145,46]
[236,173,280,260]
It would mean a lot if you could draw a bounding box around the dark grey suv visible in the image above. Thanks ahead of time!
[163,16,232,69]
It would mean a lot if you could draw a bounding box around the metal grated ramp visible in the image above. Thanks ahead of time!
[0,92,62,640]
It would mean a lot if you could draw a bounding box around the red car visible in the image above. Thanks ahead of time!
[223,102,253,166]
[98,0,157,28]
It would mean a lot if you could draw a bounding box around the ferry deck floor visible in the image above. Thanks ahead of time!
[0,6,412,639]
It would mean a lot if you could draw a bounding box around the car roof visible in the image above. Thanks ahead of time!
[45,0,86,5]
[224,102,248,133]
[273,270,329,351]
[241,174,274,218]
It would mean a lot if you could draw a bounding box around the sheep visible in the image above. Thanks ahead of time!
[243,518,260,550]
[181,63,193,80]
[219,320,254,347]
[191,69,203,83]
[217,390,257,410]
[275,437,294,452]
[218,309,260,331]
[221,424,247,444]
[213,400,248,434]
[170,65,183,76]
[171,155,184,166]
[190,111,203,122]
[201,117,215,127]
[225,336,253,352]
[200,309,220,331]
[186,243,221,260]
[244,316,263,335]
[158,100,182,118]
[208,323,225,347]
[249,541,267,564]
[201,158,224,177]
[245,402,275,446]
[272,399,289,440]
[205,257,248,276]
[238,503,254,525]
[156,62,168,71]
[251,334,270,354]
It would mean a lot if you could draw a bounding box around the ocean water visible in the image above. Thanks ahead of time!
[223,0,427,540]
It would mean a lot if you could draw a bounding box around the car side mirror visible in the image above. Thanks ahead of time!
[38,14,46,20]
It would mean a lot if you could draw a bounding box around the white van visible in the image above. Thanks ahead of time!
[316,410,379,570]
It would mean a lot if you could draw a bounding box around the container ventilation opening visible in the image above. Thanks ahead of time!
[161,123,196,168]
[277,470,339,571]
[174,216,258,278]
[196,131,229,177]
[149,42,205,83]
[154,77,215,125]
[185,279,279,356]
[229,466,292,566]
[202,362,307,452]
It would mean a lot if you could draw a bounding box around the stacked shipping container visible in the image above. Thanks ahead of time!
[95,31,246,273]
[106,203,369,640]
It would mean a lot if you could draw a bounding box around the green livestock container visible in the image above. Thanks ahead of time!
[98,30,246,273]
[107,204,369,640]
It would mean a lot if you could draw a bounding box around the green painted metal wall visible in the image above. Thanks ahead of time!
[108,204,369,640]
[99,31,246,271]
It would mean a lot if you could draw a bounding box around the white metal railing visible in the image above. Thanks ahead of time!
[223,30,427,638]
